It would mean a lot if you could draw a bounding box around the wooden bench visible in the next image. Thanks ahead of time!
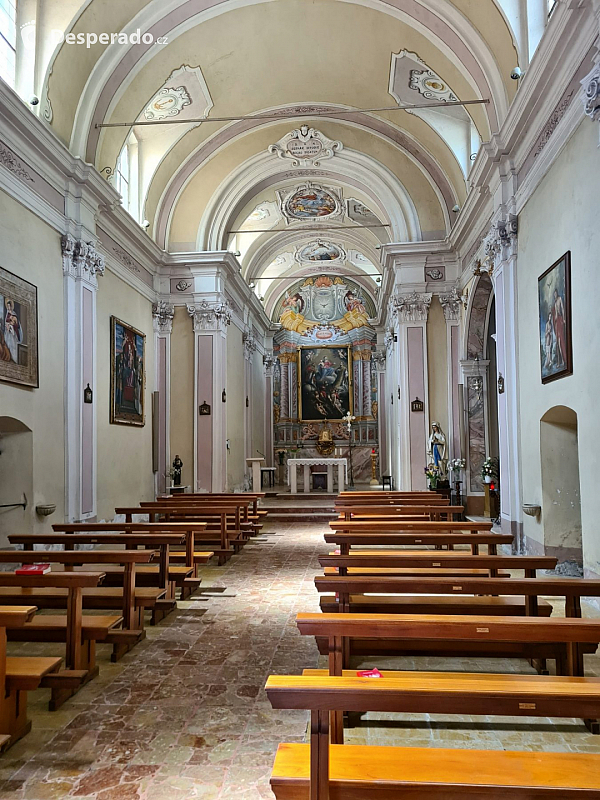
[265,675,600,799]
[319,553,558,577]
[324,531,513,555]
[0,606,39,750]
[0,550,156,664]
[297,611,600,681]
[0,572,115,708]
[329,520,494,533]
[334,504,465,521]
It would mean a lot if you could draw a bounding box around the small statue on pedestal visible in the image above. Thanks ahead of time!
[172,455,183,486]
[427,422,448,478]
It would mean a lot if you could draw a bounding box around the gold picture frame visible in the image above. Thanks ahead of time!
[110,316,146,426]
[297,345,353,422]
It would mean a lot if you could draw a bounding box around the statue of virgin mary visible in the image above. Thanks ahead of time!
[427,422,448,477]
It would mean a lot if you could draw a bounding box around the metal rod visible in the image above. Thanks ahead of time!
[0,502,27,509]
[227,224,390,234]
[250,274,382,281]
[95,99,490,129]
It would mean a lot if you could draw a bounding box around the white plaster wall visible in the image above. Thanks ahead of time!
[252,352,266,462]
[427,297,449,442]
[226,325,245,490]
[96,269,155,518]
[0,190,65,532]
[517,119,600,577]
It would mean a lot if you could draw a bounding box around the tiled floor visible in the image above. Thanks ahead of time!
[1,517,600,799]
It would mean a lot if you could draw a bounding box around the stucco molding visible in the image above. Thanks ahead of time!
[243,329,258,361]
[372,350,387,372]
[268,126,343,167]
[581,58,600,124]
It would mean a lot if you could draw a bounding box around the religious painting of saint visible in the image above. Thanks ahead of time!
[110,316,146,425]
[285,186,337,219]
[0,266,38,388]
[298,346,352,421]
[538,252,572,384]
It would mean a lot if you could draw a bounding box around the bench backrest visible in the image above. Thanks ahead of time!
[329,520,493,531]
[324,532,512,546]
[318,554,558,570]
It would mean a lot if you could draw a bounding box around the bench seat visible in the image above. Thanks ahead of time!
[271,742,600,798]
[0,586,165,609]
[5,656,63,691]
[323,567,511,578]
[7,614,122,641]
[319,594,553,616]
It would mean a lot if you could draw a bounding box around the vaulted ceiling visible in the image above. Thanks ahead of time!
[40,0,520,308]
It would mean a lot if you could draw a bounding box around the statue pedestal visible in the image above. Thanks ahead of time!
[246,458,265,493]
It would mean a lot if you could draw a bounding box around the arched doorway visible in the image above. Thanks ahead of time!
[0,417,33,547]
[540,406,582,573]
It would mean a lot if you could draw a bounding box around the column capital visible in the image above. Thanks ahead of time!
[187,299,232,333]
[372,350,387,372]
[152,300,174,334]
[439,287,461,321]
[263,352,276,375]
[61,234,105,284]
[243,329,258,361]
[582,58,600,125]
[392,291,432,323]
[472,215,518,278]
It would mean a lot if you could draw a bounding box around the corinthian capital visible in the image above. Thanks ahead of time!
[393,291,432,323]
[243,329,258,360]
[372,350,386,371]
[439,288,461,321]
[61,235,105,282]
[152,301,175,334]
[187,300,232,333]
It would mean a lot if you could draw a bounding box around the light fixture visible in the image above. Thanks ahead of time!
[222,389,227,403]
[141,220,150,229]
[83,383,93,404]
[452,204,460,213]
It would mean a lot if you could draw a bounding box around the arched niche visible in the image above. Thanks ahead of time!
[540,406,583,571]
[0,416,34,546]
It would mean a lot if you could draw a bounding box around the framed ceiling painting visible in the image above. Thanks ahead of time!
[110,316,146,426]
[0,266,39,388]
[298,345,352,421]
[538,251,572,384]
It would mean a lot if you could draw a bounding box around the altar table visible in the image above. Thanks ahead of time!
[287,458,347,494]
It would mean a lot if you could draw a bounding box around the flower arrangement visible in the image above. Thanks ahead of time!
[481,456,499,482]
[449,458,466,473]
[424,465,440,488]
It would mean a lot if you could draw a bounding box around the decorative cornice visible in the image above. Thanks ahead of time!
[152,301,175,334]
[439,288,461,321]
[0,143,34,183]
[61,235,105,284]
[187,300,232,333]
[372,350,387,371]
[392,291,432,323]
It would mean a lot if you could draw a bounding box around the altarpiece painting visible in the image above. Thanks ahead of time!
[298,345,352,421]
[538,252,572,384]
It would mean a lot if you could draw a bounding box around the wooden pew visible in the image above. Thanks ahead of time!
[319,553,558,578]
[115,505,243,563]
[324,531,513,555]
[0,605,39,750]
[329,520,494,532]
[265,675,600,799]
[0,572,113,709]
[297,612,600,681]
[315,574,555,619]
[155,494,265,529]
[7,533,189,626]
[158,492,266,517]
[53,522,210,578]
[0,550,156,666]
[334,504,464,521]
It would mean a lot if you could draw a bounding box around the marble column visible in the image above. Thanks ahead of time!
[460,359,490,496]
[392,291,432,490]
[61,235,104,521]
[187,300,231,492]
[152,301,174,495]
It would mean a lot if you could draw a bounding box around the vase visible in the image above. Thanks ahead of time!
[484,475,492,484]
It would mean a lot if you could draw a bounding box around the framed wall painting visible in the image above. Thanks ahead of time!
[298,345,352,421]
[538,251,572,384]
[110,316,146,426]
[0,266,39,388]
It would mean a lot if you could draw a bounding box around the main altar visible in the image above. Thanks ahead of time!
[287,458,347,494]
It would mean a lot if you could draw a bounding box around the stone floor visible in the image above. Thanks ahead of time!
[1,517,599,799]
